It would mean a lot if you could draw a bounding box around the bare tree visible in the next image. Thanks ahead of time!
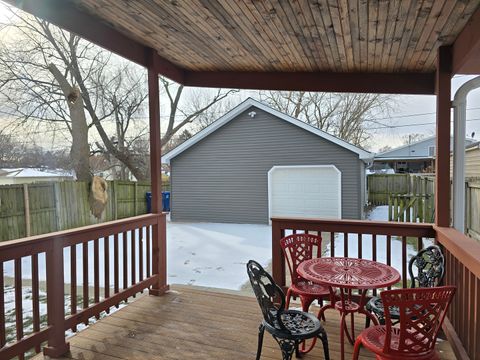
[402,133,427,145]
[160,79,238,146]
[0,6,238,180]
[259,91,395,147]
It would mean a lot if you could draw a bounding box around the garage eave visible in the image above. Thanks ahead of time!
[162,98,372,164]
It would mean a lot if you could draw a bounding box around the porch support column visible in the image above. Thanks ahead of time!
[435,46,452,227]
[147,48,169,296]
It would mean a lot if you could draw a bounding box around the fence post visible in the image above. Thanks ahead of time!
[43,239,69,357]
[23,184,31,237]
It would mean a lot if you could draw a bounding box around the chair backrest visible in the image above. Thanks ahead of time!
[246,260,286,330]
[280,234,322,285]
[381,286,456,356]
[408,245,445,288]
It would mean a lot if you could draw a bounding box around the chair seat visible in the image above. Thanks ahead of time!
[358,326,440,360]
[265,309,323,340]
[366,296,400,318]
[291,280,330,297]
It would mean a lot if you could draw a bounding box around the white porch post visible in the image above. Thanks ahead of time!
[452,76,480,232]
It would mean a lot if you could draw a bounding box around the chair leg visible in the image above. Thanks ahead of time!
[365,315,370,328]
[300,296,314,313]
[318,327,330,360]
[352,337,363,360]
[274,337,296,360]
[319,299,326,321]
[286,288,293,309]
[256,324,265,360]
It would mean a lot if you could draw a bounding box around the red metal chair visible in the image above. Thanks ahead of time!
[353,286,456,360]
[280,234,330,318]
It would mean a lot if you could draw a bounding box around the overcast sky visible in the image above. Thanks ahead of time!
[1,2,479,154]
[366,75,480,151]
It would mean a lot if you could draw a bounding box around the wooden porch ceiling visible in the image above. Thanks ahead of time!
[70,0,478,74]
[4,0,480,93]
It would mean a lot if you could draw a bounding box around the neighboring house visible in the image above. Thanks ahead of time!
[163,98,372,224]
[450,141,480,178]
[0,168,75,185]
[374,136,476,173]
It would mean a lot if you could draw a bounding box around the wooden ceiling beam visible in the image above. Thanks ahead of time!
[183,71,436,95]
[452,5,480,74]
[4,0,185,82]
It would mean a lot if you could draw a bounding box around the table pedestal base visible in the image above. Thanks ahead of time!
[316,288,379,360]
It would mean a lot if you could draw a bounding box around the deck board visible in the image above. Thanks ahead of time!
[35,286,456,360]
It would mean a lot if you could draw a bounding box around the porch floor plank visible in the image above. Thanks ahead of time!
[34,285,456,360]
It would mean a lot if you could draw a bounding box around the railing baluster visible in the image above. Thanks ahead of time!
[417,236,423,251]
[146,226,151,278]
[70,245,77,332]
[32,253,40,353]
[372,234,377,296]
[402,236,407,289]
[468,271,475,356]
[460,264,470,346]
[386,235,392,289]
[82,241,89,325]
[386,235,391,266]
[114,233,120,308]
[94,238,100,314]
[475,277,480,359]
[0,261,5,348]
[104,236,110,306]
[330,232,335,257]
[139,227,144,283]
[343,232,348,257]
[357,234,362,259]
[14,258,24,358]
[123,231,128,291]
[131,229,136,287]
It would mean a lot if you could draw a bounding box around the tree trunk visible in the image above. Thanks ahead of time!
[48,64,91,181]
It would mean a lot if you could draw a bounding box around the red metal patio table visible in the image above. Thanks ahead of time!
[298,257,400,360]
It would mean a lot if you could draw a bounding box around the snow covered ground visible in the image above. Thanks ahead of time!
[167,221,271,290]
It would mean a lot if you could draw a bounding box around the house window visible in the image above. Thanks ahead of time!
[428,146,435,156]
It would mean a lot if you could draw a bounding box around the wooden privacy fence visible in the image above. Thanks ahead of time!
[466,179,480,241]
[0,180,152,241]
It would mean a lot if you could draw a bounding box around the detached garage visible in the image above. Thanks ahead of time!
[163,98,371,224]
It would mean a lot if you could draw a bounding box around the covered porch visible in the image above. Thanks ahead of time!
[1,1,480,360]
[32,286,456,360]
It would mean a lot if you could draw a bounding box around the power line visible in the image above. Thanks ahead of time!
[366,118,480,130]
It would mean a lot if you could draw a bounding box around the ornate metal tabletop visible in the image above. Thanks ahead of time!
[298,257,400,290]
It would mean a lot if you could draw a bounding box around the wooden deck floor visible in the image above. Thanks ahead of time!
[35,286,456,360]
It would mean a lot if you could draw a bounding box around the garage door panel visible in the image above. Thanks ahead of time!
[269,166,341,220]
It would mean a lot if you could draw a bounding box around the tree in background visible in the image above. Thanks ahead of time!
[402,133,427,145]
[258,91,395,147]
[0,5,237,180]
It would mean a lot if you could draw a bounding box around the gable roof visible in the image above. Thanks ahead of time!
[162,98,372,164]
[375,135,476,159]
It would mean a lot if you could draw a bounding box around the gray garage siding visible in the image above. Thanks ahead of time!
[170,106,365,224]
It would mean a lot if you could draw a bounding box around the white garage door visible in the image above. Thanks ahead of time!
[268,165,341,220]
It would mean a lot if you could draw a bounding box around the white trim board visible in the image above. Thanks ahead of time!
[162,98,372,163]
[267,165,342,223]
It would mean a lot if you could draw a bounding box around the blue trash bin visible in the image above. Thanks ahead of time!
[162,191,170,212]
[145,192,152,213]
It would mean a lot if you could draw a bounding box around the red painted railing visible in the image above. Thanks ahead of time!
[272,217,480,360]
[0,213,167,359]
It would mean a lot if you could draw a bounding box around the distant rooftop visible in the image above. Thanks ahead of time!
[0,168,75,178]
